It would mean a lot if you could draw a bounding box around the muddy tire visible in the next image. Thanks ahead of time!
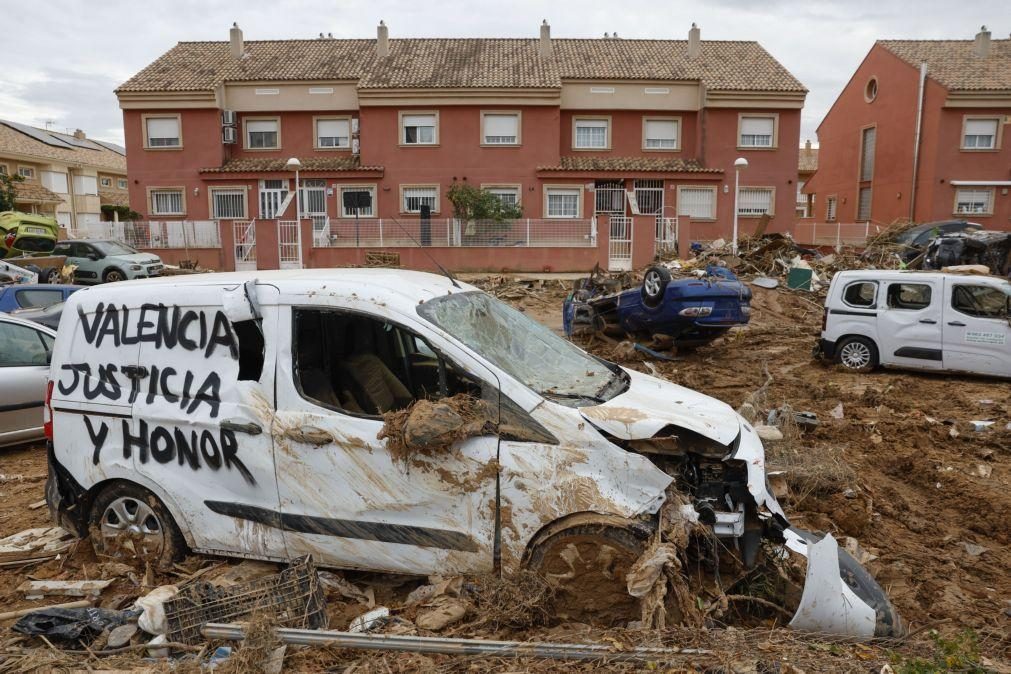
[835,336,878,373]
[526,522,647,626]
[641,265,672,308]
[88,482,186,569]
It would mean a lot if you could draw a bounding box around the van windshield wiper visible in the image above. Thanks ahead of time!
[540,391,606,404]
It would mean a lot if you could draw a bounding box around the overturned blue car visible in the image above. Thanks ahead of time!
[563,264,752,345]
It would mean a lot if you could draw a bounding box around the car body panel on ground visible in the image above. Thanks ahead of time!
[0,313,56,448]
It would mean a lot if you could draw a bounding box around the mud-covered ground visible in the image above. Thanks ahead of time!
[0,278,1008,672]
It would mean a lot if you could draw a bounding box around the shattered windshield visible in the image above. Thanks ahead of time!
[418,291,622,402]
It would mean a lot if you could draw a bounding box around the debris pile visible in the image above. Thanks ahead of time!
[377,393,496,464]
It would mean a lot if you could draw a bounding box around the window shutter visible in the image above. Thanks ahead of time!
[146,117,179,138]
[678,188,715,219]
[247,120,277,133]
[403,115,435,128]
[740,117,773,136]
[860,128,876,181]
[484,114,517,138]
[317,119,349,139]
[964,119,997,136]
[645,120,676,141]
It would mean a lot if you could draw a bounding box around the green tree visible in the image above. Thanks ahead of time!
[0,173,24,212]
[446,183,523,244]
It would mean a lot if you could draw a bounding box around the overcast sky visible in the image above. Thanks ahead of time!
[1,0,1004,147]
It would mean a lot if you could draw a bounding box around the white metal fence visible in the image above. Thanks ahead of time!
[793,221,884,249]
[312,218,597,248]
[608,216,633,271]
[277,220,302,269]
[70,220,222,249]
[655,216,678,255]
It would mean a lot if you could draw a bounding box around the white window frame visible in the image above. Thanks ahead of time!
[642,117,680,151]
[209,187,248,220]
[826,196,837,222]
[142,114,182,149]
[676,186,717,221]
[572,117,611,150]
[737,114,778,149]
[482,184,521,209]
[961,117,1001,151]
[99,177,112,188]
[17,165,35,179]
[400,112,439,146]
[117,178,128,189]
[339,185,377,217]
[480,111,521,146]
[73,174,99,196]
[0,163,7,175]
[543,186,583,219]
[737,187,775,217]
[244,117,281,150]
[314,116,351,150]
[400,184,439,214]
[148,188,186,216]
[953,187,994,216]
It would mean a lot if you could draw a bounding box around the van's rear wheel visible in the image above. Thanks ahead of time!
[89,482,185,569]
[526,523,646,626]
[836,336,878,373]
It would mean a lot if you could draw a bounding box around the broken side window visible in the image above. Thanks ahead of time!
[951,284,1010,319]
[886,283,932,311]
[232,319,264,381]
[842,281,876,308]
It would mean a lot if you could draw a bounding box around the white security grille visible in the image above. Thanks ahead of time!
[278,220,302,268]
[678,187,716,220]
[233,220,256,271]
[151,190,183,215]
[655,217,678,255]
[259,180,288,219]
[826,197,837,222]
[487,188,519,206]
[633,180,664,215]
[595,180,625,214]
[608,215,633,271]
[212,190,245,219]
[301,179,327,216]
[737,187,773,216]
[403,187,438,213]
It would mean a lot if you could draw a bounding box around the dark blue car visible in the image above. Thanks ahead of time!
[0,284,81,313]
[563,265,752,346]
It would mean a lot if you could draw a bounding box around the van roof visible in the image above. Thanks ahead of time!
[833,269,1005,283]
[82,268,478,314]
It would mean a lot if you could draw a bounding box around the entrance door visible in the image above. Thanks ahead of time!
[259,179,289,219]
[942,279,1011,376]
[301,179,329,248]
[877,279,943,369]
[272,302,501,575]
[608,215,633,271]
[233,220,257,271]
[277,220,303,269]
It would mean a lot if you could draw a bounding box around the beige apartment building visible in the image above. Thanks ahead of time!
[0,120,128,229]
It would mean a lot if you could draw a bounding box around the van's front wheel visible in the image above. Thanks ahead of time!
[89,482,185,569]
[836,336,878,373]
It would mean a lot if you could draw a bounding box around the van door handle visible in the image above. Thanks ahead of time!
[948,321,966,327]
[285,426,333,445]
[919,319,937,324]
[220,420,262,435]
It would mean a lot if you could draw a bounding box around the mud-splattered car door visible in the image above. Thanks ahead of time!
[271,299,501,576]
[128,283,288,560]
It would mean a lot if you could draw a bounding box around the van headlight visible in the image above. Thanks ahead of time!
[130,265,142,271]
[679,306,713,317]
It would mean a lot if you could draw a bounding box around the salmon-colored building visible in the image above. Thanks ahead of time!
[116,22,806,272]
[805,28,1011,231]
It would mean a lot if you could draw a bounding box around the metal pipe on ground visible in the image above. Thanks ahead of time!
[202,623,712,663]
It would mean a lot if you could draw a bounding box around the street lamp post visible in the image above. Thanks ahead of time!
[732,157,749,256]
[285,157,302,221]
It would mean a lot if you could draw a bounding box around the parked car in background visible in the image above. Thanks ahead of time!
[52,239,163,284]
[0,211,59,259]
[891,220,983,262]
[817,270,1011,377]
[0,284,81,313]
[564,264,752,346]
[10,301,67,330]
[0,313,56,448]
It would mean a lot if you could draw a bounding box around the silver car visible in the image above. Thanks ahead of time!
[0,313,56,447]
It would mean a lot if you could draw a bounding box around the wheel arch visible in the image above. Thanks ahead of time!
[519,511,655,569]
[83,476,196,548]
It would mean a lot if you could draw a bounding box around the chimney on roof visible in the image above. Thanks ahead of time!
[974,25,991,58]
[230,22,244,59]
[805,139,811,150]
[377,20,389,57]
[73,129,86,140]
[539,20,552,58]
[688,23,701,59]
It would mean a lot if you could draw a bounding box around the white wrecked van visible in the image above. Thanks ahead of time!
[45,270,900,637]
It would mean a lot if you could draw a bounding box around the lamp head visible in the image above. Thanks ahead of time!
[734,157,749,169]
[285,157,302,169]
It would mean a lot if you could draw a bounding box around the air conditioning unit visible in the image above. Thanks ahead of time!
[352,138,360,155]
[222,126,237,144]
[351,118,359,134]
[221,110,237,126]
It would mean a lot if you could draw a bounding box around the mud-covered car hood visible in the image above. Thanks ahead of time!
[579,368,740,445]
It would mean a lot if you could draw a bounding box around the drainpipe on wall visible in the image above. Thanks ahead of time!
[909,62,927,222]
[67,167,78,234]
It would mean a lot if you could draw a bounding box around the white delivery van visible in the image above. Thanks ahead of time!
[818,270,1011,376]
[45,270,900,636]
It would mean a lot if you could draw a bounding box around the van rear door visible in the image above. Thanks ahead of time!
[128,283,287,560]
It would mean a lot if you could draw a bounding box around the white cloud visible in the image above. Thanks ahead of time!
[0,0,1004,147]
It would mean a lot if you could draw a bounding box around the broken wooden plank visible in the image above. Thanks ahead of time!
[0,527,75,564]
[19,579,114,599]
[28,500,47,510]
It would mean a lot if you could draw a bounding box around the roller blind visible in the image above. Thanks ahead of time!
[678,188,715,219]
[247,120,277,133]
[645,120,677,140]
[483,114,518,142]
[146,117,178,137]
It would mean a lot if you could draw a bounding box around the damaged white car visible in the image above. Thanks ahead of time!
[44,270,901,638]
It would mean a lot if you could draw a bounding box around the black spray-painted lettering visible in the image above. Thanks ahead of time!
[59,363,221,418]
[77,303,237,358]
[80,416,255,486]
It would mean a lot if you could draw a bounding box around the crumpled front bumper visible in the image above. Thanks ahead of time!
[784,527,904,639]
